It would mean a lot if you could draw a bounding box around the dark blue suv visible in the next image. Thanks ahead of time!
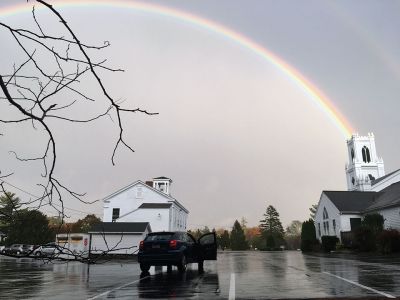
[138,231,217,273]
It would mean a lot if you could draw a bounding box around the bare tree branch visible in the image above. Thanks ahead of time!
[0,1,159,262]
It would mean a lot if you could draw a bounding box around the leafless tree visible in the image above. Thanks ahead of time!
[0,0,157,217]
[0,0,157,261]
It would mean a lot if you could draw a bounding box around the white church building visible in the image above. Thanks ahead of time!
[315,133,400,242]
[102,176,189,232]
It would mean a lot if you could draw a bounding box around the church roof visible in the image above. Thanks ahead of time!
[365,181,400,211]
[138,203,172,209]
[323,191,378,213]
[323,181,400,214]
[371,168,400,186]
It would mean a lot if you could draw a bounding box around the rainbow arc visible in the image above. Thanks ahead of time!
[0,0,354,138]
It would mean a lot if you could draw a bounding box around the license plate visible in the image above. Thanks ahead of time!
[152,244,160,249]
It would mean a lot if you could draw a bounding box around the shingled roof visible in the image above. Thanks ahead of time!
[138,203,172,209]
[89,222,150,233]
[371,169,400,186]
[365,181,400,211]
[323,191,379,213]
[324,181,400,213]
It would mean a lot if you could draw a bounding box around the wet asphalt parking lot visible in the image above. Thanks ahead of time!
[1,251,400,299]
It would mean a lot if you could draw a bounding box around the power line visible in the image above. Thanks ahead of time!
[0,179,102,217]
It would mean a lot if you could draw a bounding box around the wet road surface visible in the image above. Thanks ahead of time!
[1,251,400,299]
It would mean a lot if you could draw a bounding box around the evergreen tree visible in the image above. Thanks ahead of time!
[218,230,230,250]
[259,205,284,246]
[301,219,318,252]
[0,192,21,236]
[7,210,54,245]
[230,220,249,250]
[266,235,275,248]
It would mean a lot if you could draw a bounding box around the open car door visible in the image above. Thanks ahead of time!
[198,232,217,260]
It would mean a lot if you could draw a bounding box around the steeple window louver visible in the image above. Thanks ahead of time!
[362,146,371,163]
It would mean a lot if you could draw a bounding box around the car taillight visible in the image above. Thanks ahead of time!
[169,240,177,249]
[139,240,144,250]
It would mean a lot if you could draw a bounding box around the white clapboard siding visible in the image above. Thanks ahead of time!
[379,207,400,230]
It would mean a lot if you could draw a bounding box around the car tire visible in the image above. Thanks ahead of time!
[140,263,150,272]
[198,260,204,273]
[177,255,187,273]
[35,252,41,257]
[16,251,20,255]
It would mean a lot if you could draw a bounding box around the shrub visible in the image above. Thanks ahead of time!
[362,214,384,235]
[354,226,376,252]
[321,236,339,252]
[301,219,318,252]
[377,229,400,254]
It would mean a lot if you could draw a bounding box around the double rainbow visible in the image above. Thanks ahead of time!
[0,0,354,138]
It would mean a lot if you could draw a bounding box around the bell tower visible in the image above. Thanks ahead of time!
[345,133,385,191]
[152,176,172,195]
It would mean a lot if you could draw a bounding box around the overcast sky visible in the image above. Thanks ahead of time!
[1,0,400,229]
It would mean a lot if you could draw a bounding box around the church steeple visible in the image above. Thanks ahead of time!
[345,133,385,191]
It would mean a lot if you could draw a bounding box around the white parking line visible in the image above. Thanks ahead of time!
[87,274,150,300]
[323,271,395,298]
[229,273,235,300]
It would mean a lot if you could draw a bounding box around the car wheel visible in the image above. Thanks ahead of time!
[140,263,150,272]
[16,251,20,255]
[177,255,187,273]
[35,252,41,257]
[198,260,204,273]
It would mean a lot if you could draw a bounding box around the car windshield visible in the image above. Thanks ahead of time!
[145,233,174,241]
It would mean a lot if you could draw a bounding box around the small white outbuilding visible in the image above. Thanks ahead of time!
[88,222,151,255]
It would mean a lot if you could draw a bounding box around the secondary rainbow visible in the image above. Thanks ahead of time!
[0,0,354,138]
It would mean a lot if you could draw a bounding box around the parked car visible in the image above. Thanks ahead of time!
[1,245,11,254]
[33,243,61,257]
[3,244,25,255]
[137,231,217,273]
[1,244,38,256]
[23,245,38,256]
[0,246,5,253]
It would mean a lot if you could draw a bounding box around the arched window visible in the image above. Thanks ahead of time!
[323,207,329,220]
[362,146,371,163]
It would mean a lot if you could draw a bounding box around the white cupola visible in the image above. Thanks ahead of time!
[152,177,172,195]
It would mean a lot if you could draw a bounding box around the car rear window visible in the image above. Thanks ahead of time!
[145,233,175,241]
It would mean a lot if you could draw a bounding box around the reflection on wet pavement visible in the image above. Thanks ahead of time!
[1,251,400,299]
[137,269,220,299]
